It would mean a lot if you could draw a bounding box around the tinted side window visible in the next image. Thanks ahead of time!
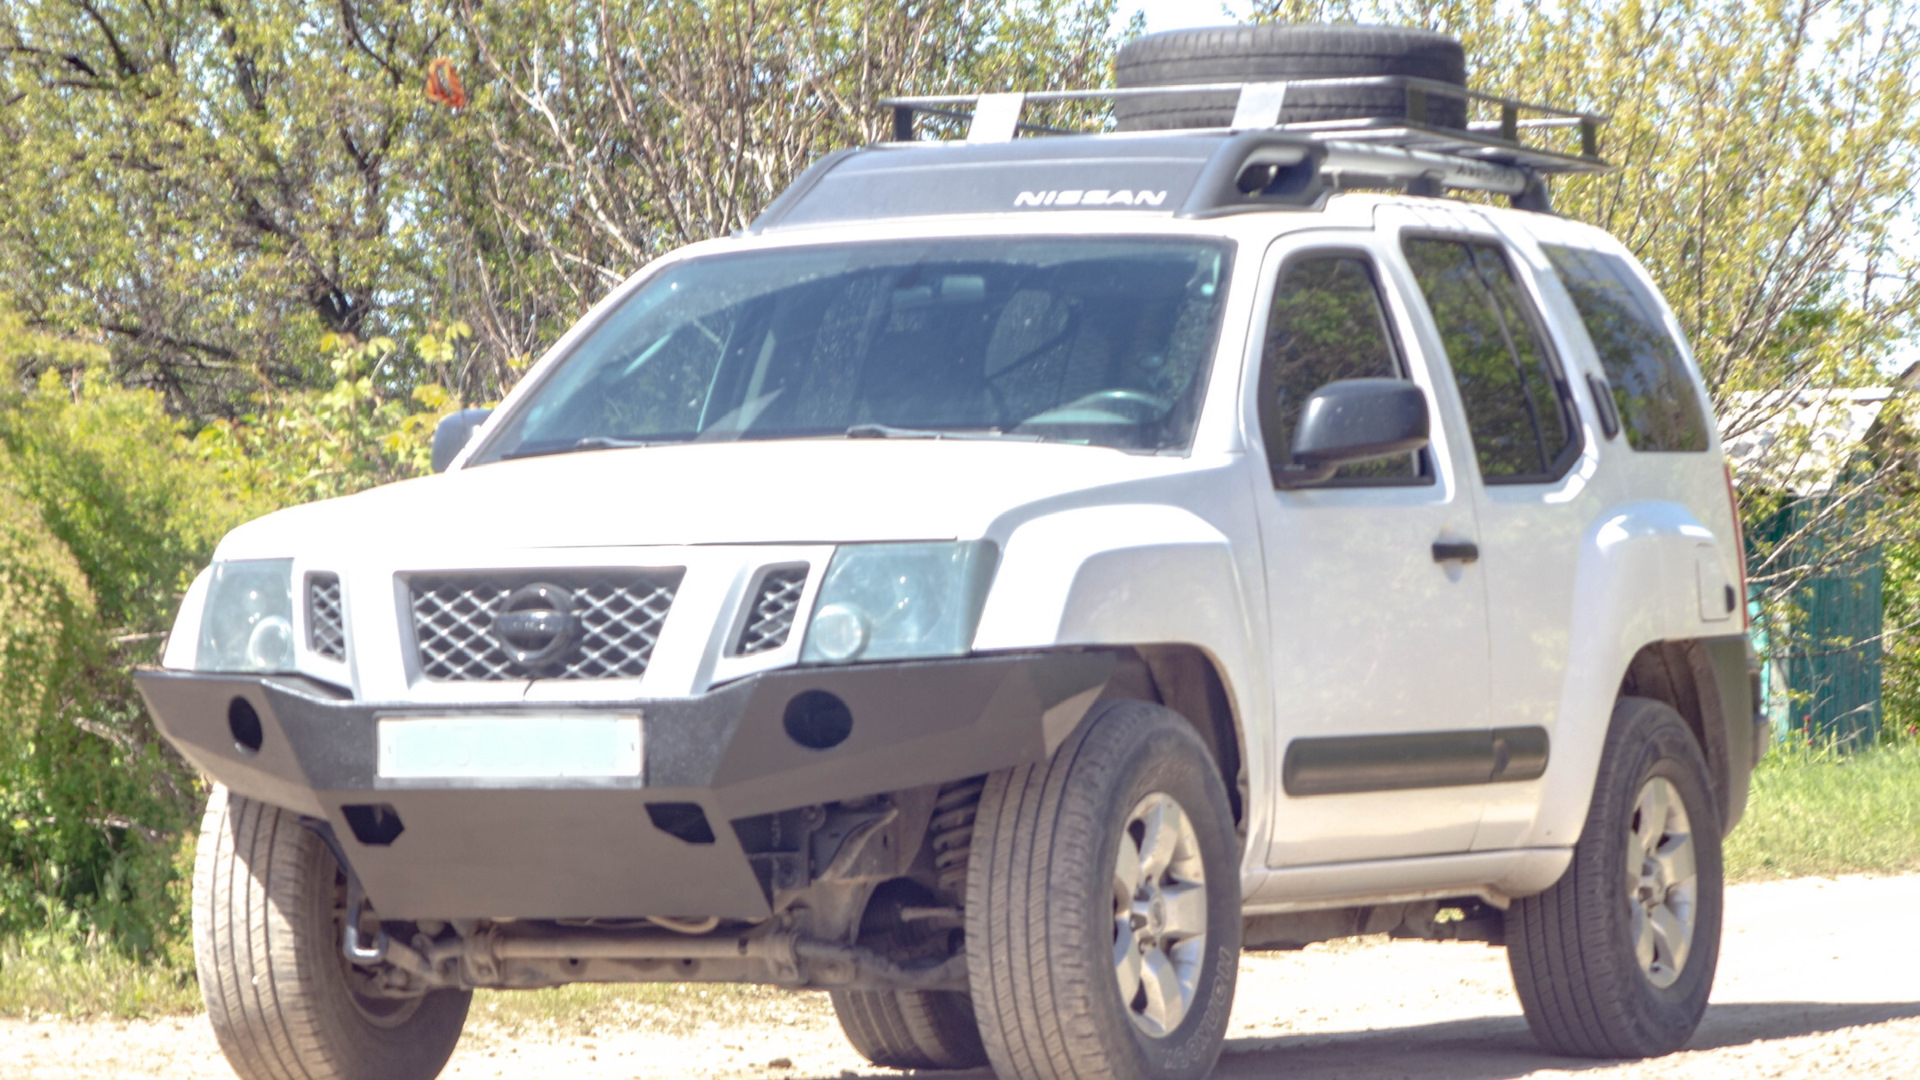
[1260,255,1419,481]
[1404,238,1575,482]
[1541,244,1709,452]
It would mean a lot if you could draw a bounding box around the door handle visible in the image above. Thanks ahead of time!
[1432,541,1479,564]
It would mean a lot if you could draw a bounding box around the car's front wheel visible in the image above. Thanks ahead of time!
[193,786,471,1080]
[1506,696,1725,1057]
[965,700,1240,1080]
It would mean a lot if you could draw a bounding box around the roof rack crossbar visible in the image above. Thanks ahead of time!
[880,75,1607,174]
[881,76,1602,119]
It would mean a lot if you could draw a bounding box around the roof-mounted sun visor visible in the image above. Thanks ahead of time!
[749,134,1331,233]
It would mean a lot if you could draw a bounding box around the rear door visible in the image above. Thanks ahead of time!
[1383,206,1600,851]
[1250,229,1496,868]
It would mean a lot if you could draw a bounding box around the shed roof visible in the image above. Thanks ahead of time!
[1721,387,1897,496]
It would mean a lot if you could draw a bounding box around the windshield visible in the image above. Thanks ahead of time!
[471,237,1233,463]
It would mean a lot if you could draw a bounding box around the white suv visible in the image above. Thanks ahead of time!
[140,24,1762,1080]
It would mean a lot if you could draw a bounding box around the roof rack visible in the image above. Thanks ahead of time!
[878,76,1609,209]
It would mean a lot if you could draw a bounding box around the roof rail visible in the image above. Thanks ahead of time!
[878,76,1608,210]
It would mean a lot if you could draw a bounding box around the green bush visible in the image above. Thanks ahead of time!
[0,316,461,961]
[0,319,243,956]
[192,326,466,508]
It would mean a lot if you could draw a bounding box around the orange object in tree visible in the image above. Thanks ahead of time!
[424,57,466,109]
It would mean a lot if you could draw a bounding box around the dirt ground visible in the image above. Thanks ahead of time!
[5,874,1917,1080]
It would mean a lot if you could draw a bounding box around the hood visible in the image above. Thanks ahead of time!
[214,439,1202,561]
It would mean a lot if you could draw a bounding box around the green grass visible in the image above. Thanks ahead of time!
[0,940,200,1019]
[1724,740,1920,882]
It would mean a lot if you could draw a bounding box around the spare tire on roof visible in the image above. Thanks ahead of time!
[1114,23,1468,132]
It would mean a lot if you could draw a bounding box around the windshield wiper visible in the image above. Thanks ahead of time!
[843,423,1041,442]
[501,436,661,461]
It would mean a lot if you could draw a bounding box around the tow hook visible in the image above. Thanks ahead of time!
[341,872,390,964]
[299,816,391,966]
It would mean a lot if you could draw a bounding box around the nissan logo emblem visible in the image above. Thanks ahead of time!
[492,582,579,669]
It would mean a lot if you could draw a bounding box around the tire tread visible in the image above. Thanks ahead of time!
[1506,698,1724,1059]
[1113,22,1467,131]
[966,702,1237,1080]
[830,987,986,1069]
[192,786,469,1080]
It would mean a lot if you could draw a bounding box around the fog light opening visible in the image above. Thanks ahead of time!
[228,697,264,754]
[342,803,406,846]
[783,689,853,750]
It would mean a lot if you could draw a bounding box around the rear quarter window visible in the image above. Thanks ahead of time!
[1540,244,1710,453]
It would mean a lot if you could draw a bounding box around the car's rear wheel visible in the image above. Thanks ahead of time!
[832,987,988,1070]
[965,700,1240,1080]
[1506,696,1724,1057]
[831,880,988,1070]
[194,785,471,1080]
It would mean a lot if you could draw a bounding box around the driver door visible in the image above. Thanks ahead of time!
[1252,232,1495,868]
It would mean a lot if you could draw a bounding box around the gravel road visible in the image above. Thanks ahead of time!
[6,874,1917,1079]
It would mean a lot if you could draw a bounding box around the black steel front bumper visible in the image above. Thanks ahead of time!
[136,652,1113,921]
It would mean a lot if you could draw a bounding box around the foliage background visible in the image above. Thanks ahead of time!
[0,0,1915,971]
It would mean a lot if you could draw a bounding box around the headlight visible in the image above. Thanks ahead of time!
[196,559,296,673]
[801,542,998,664]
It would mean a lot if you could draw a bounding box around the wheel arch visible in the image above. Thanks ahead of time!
[1103,644,1248,829]
[1619,637,1758,834]
[1526,499,1751,848]
[973,501,1267,834]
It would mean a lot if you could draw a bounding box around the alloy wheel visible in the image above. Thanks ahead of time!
[1112,792,1209,1037]
[1626,776,1698,989]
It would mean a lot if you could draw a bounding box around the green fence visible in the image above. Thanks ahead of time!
[1750,496,1884,747]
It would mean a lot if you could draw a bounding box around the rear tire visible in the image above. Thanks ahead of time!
[965,700,1240,1080]
[193,786,471,1080]
[1506,697,1724,1057]
[831,878,988,1071]
[831,988,988,1070]
[1114,23,1468,132]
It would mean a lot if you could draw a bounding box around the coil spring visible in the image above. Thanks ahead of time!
[930,776,986,898]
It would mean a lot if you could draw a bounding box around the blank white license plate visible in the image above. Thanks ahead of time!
[376,714,642,780]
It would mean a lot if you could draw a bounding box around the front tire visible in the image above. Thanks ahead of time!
[1506,697,1724,1058]
[966,701,1240,1080]
[193,786,471,1080]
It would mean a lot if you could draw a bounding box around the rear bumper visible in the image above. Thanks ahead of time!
[136,652,1113,920]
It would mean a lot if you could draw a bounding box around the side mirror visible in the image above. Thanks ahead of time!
[1273,378,1429,489]
[431,408,493,473]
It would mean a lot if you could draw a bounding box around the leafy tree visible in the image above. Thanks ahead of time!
[0,1,460,416]
[444,0,1123,394]
[196,325,465,506]
[1245,0,1920,401]
[0,1,1123,415]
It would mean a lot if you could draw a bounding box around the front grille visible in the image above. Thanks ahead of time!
[408,569,682,681]
[308,573,346,661]
[735,565,808,655]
